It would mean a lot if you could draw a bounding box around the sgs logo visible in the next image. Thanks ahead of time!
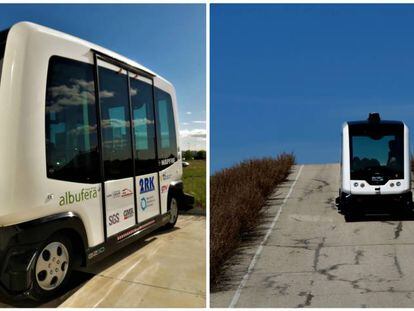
[109,213,120,226]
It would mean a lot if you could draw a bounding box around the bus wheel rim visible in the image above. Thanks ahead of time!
[170,198,178,223]
[35,241,69,291]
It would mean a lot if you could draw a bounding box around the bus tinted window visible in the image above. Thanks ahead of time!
[45,56,100,183]
[0,42,5,84]
[99,66,133,180]
[131,78,157,174]
[155,88,177,166]
[0,29,9,85]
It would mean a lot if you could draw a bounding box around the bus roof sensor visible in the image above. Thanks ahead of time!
[368,112,381,123]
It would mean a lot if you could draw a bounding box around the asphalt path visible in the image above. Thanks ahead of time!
[212,164,414,307]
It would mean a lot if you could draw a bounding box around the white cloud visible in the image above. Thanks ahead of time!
[181,122,190,126]
[186,111,192,115]
[179,128,206,150]
[180,129,206,139]
[192,120,206,124]
[180,136,206,151]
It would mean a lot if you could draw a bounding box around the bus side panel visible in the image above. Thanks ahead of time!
[0,23,105,248]
[342,123,351,193]
[404,125,410,188]
[159,162,183,213]
[154,77,183,214]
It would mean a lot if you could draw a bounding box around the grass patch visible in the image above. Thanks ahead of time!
[210,153,295,287]
[183,159,206,210]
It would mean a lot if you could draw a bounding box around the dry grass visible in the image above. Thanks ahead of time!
[210,153,295,286]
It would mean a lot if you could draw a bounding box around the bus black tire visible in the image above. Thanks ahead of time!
[163,195,179,230]
[30,234,73,301]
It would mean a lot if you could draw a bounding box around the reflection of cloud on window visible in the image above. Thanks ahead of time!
[73,79,94,89]
[134,118,154,126]
[130,88,138,96]
[46,78,95,113]
[67,124,98,136]
[99,90,114,98]
[101,119,130,128]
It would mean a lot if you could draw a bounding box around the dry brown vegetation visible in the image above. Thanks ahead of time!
[210,153,295,286]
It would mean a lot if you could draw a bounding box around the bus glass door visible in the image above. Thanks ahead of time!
[98,61,136,237]
[130,73,161,223]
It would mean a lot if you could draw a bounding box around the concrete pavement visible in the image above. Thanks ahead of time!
[212,164,414,307]
[0,215,206,308]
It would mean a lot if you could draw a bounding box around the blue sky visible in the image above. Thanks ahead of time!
[0,4,206,150]
[211,4,414,172]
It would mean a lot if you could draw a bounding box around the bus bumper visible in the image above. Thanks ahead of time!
[0,226,40,299]
[336,191,414,213]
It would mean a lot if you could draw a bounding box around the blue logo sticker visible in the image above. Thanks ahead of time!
[139,177,155,194]
[140,197,147,211]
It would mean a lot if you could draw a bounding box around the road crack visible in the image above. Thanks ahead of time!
[313,238,326,271]
[394,254,404,278]
[297,291,314,307]
[354,249,364,265]
[394,222,403,239]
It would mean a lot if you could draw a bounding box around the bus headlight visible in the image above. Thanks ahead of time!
[396,182,401,187]
[354,182,358,187]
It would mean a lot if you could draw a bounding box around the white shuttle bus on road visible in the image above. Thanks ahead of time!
[0,22,193,299]
[336,113,412,220]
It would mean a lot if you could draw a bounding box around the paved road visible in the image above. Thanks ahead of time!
[212,164,414,307]
[0,215,205,308]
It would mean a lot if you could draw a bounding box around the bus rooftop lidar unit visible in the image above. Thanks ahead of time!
[336,113,413,219]
[0,22,194,299]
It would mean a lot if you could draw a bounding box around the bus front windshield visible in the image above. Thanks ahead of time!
[350,127,404,181]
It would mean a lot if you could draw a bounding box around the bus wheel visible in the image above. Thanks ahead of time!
[164,196,179,229]
[31,234,73,300]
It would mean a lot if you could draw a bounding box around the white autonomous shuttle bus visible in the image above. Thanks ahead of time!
[336,113,413,220]
[0,22,193,299]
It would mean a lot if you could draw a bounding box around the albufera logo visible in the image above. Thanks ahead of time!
[59,187,98,206]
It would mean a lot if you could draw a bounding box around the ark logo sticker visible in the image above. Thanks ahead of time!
[59,187,98,206]
[139,177,155,194]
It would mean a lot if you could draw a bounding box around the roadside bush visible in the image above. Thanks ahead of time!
[194,150,206,160]
[210,153,295,287]
[183,150,193,160]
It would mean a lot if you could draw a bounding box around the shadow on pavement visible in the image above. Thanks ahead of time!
[0,270,95,307]
[0,226,173,307]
